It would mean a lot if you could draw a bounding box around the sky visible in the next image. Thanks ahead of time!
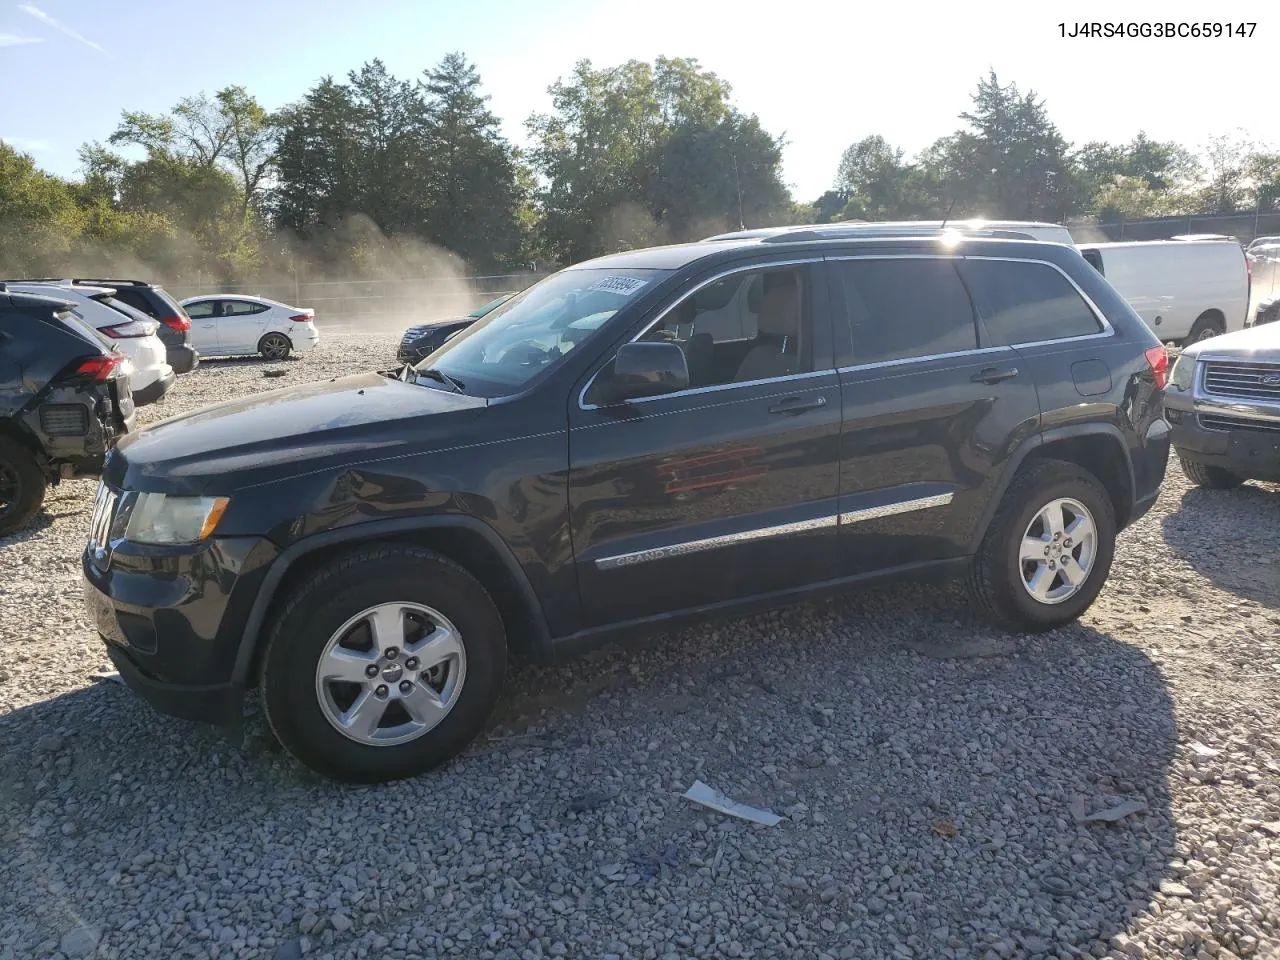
[0,0,1272,201]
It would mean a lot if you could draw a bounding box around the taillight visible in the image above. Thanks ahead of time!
[160,314,191,332]
[100,320,153,339]
[76,355,123,382]
[1144,345,1169,390]
[289,314,313,323]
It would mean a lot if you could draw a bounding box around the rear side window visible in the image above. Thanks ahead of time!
[111,289,154,317]
[958,260,1104,345]
[225,300,269,315]
[833,258,978,364]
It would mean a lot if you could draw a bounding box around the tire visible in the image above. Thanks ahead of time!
[0,438,47,537]
[258,332,292,361]
[967,459,1116,632]
[1185,313,1224,344]
[1178,456,1245,489]
[260,544,507,783]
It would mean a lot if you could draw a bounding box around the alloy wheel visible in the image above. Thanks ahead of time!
[314,602,467,746]
[261,334,290,360]
[1018,497,1098,605]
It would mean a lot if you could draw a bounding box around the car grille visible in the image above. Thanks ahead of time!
[40,404,89,436]
[87,482,119,558]
[1202,360,1280,402]
[1199,413,1280,434]
[400,326,428,345]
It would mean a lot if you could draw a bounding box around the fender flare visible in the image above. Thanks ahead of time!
[229,515,554,689]
[967,423,1136,554]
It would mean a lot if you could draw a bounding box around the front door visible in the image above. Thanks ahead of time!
[184,300,220,353]
[827,254,1042,576]
[568,261,842,627]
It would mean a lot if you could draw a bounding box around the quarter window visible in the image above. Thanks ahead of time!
[958,259,1103,344]
[833,258,978,364]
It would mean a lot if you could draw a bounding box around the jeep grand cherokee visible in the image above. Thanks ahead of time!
[82,228,1171,783]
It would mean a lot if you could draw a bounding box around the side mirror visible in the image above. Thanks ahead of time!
[596,341,689,405]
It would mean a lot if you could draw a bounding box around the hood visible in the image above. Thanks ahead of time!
[1182,322,1280,362]
[108,372,486,491]
[403,317,472,339]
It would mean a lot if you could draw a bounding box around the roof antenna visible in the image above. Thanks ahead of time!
[940,196,957,231]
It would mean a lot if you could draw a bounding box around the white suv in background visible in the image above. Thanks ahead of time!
[179,294,320,360]
[7,282,175,405]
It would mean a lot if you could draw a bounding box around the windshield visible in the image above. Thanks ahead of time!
[469,294,513,318]
[417,267,670,397]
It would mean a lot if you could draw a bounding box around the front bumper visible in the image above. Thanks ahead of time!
[82,533,280,727]
[1168,407,1280,481]
[133,368,176,405]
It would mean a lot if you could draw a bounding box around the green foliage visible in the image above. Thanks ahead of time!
[527,56,791,262]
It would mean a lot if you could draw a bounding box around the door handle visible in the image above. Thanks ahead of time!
[769,395,827,415]
[971,366,1019,384]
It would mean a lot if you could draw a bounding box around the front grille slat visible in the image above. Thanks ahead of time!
[1199,413,1280,434]
[87,484,118,557]
[1203,360,1280,402]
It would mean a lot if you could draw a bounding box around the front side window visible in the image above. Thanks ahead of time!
[834,258,978,365]
[422,267,671,397]
[628,265,811,391]
[958,259,1104,345]
[185,301,215,318]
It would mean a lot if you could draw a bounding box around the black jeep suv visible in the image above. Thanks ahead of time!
[2,287,136,535]
[82,228,1171,782]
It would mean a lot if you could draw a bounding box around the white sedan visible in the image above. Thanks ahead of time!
[179,295,320,361]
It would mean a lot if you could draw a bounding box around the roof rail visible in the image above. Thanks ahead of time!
[758,224,1037,244]
[72,277,149,286]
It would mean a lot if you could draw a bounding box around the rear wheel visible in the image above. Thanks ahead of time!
[258,332,292,361]
[260,544,507,783]
[0,439,47,537]
[1179,456,1245,489]
[1186,313,1224,344]
[968,459,1116,631]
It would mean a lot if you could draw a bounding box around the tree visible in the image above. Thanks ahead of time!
[416,52,526,265]
[527,56,790,261]
[271,78,364,235]
[0,141,86,273]
[834,135,916,220]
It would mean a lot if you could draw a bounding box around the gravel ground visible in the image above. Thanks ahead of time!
[1,333,1278,960]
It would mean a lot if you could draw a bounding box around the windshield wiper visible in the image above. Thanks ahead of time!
[417,367,465,393]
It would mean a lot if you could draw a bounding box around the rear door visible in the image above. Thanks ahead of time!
[828,254,1042,576]
[567,259,842,626]
[956,255,1115,431]
[219,299,271,353]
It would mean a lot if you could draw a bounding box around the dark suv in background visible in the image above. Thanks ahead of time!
[18,278,200,374]
[1,286,135,535]
[82,226,1171,783]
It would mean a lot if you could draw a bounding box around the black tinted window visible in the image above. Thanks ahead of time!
[112,289,154,316]
[959,260,1103,344]
[835,258,977,364]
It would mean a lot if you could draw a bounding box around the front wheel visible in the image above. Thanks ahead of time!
[260,544,507,783]
[1185,314,1224,344]
[1179,456,1245,489]
[258,332,292,361]
[967,459,1116,631]
[0,439,47,537]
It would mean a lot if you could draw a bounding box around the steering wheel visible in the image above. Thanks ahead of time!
[496,339,554,366]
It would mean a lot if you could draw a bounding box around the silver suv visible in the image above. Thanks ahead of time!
[1164,324,1280,487]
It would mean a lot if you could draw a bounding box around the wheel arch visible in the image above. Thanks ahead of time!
[970,424,1136,554]
[233,516,554,691]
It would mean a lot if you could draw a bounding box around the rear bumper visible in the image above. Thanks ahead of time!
[133,368,176,405]
[168,345,200,374]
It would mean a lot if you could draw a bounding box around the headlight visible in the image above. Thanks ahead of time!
[124,493,230,545]
[1168,354,1196,391]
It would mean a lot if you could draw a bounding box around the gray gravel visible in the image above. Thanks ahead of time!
[2,332,1279,960]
